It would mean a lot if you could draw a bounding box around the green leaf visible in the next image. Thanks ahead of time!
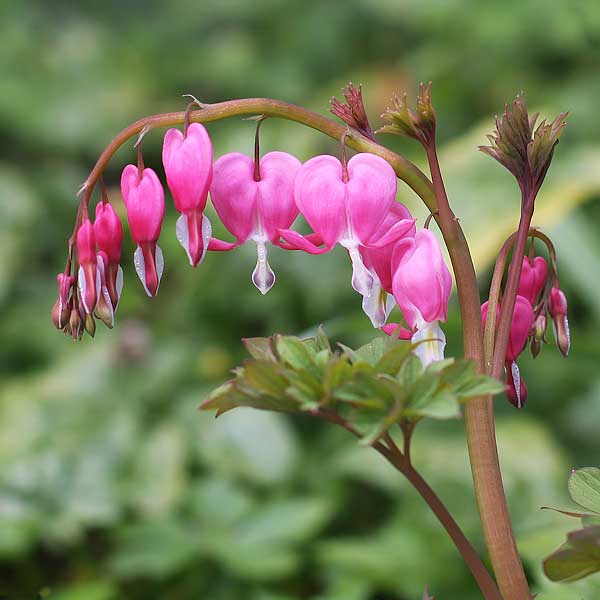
[199,381,242,414]
[275,335,318,373]
[569,468,600,514]
[397,354,423,389]
[543,525,600,582]
[243,337,277,361]
[244,361,289,397]
[374,342,412,376]
[345,336,400,366]
[315,326,331,352]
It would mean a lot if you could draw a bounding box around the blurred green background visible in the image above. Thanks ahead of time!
[1,0,600,598]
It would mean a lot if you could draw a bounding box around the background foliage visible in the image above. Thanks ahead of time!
[1,0,600,598]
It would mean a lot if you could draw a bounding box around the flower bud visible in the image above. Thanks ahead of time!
[549,286,570,356]
[68,301,84,341]
[505,360,528,409]
[76,218,99,314]
[518,256,547,306]
[121,164,165,297]
[95,202,124,311]
[530,312,547,358]
[52,272,74,329]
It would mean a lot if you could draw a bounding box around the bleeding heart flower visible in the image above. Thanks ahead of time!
[359,202,416,327]
[549,286,570,356]
[94,201,123,312]
[121,164,165,297]
[279,153,414,311]
[76,218,100,315]
[391,229,452,366]
[481,294,534,408]
[162,123,213,266]
[517,256,547,305]
[209,151,301,294]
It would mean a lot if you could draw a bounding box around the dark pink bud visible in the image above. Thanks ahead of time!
[52,272,74,329]
[76,219,99,314]
[506,295,535,362]
[518,256,547,305]
[95,201,123,265]
[549,286,570,356]
[121,164,165,296]
[482,295,534,362]
[505,360,528,409]
[162,123,213,266]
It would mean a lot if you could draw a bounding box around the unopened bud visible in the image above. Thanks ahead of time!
[69,305,84,341]
[549,287,570,357]
[530,312,547,359]
[85,312,96,337]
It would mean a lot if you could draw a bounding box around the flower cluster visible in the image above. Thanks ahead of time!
[482,253,569,408]
[53,120,452,365]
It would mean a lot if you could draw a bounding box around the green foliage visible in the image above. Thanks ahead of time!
[544,468,600,582]
[201,331,503,445]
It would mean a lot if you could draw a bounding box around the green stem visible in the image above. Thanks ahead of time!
[425,144,531,600]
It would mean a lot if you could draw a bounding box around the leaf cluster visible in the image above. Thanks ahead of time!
[200,330,503,445]
[543,467,600,582]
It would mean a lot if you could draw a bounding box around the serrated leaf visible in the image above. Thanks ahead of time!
[569,468,600,514]
[375,342,412,376]
[275,336,317,373]
[243,337,277,361]
[244,361,289,396]
[543,525,600,582]
[353,336,400,366]
[315,326,331,352]
[397,354,423,388]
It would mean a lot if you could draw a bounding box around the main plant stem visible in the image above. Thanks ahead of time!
[80,97,529,598]
[425,144,531,599]
[318,410,502,600]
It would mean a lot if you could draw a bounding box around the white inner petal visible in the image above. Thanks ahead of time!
[344,244,374,297]
[115,265,124,311]
[361,275,389,328]
[251,240,275,295]
[411,319,446,368]
[510,361,522,408]
[175,214,192,264]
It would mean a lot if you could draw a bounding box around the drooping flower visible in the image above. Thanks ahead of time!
[359,202,415,327]
[162,123,213,266]
[481,294,535,408]
[209,151,301,294]
[52,271,74,330]
[94,201,123,317]
[391,229,452,366]
[549,286,570,356]
[120,164,165,297]
[279,153,414,298]
[76,218,100,315]
[517,256,547,306]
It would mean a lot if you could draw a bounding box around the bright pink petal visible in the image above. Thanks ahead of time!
[210,153,257,242]
[162,123,213,214]
[294,155,346,247]
[256,151,301,242]
[346,153,397,244]
[278,229,332,254]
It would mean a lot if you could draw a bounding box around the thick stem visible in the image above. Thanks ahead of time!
[425,144,531,599]
[316,410,501,600]
[79,98,436,212]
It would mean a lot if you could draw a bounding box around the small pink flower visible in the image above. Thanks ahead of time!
[359,203,415,327]
[517,256,547,305]
[210,151,301,294]
[549,286,570,356]
[391,229,452,365]
[279,153,414,299]
[121,164,165,297]
[481,294,534,408]
[162,123,213,266]
[94,201,124,312]
[76,218,100,314]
